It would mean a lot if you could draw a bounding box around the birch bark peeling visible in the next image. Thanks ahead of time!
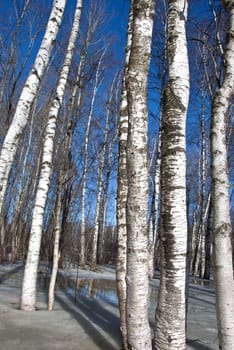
[154,1,190,349]
[211,1,234,348]
[0,0,66,217]
[125,1,155,349]
[21,0,82,311]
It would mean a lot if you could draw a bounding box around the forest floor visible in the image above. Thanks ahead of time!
[0,263,218,350]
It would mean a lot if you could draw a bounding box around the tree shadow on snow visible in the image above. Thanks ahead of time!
[0,264,23,284]
[186,338,216,350]
[55,290,121,350]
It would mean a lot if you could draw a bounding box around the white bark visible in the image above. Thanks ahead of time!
[116,3,133,349]
[199,87,207,278]
[48,169,63,311]
[193,85,208,277]
[0,0,66,218]
[125,1,155,349]
[154,1,190,349]
[211,1,234,348]
[204,192,211,279]
[21,0,82,311]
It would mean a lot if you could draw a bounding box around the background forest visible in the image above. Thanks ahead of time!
[0,0,233,349]
[1,0,232,271]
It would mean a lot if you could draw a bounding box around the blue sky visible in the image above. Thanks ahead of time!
[1,0,233,227]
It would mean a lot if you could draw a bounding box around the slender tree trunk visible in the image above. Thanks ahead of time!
[199,87,208,278]
[116,3,133,349]
[154,1,190,349]
[91,76,116,269]
[48,169,63,311]
[204,193,211,279]
[210,1,234,348]
[79,49,105,266]
[59,40,86,267]
[125,1,155,349]
[99,104,119,264]
[0,0,66,218]
[148,0,167,279]
[91,159,105,269]
[10,101,37,261]
[190,205,199,274]
[0,211,6,262]
[148,128,161,279]
[21,0,82,311]
[60,15,95,267]
[191,163,202,276]
[18,145,43,262]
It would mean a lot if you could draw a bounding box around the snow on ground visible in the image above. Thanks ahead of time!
[0,263,218,350]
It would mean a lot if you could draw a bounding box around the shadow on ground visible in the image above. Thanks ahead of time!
[0,264,24,284]
[187,338,215,350]
[55,290,121,350]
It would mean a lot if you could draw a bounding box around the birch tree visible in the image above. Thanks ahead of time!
[116,3,133,349]
[198,85,208,278]
[48,166,63,311]
[191,81,210,277]
[154,0,190,349]
[210,0,234,348]
[148,0,168,278]
[79,49,106,266]
[59,3,104,267]
[0,0,66,218]
[21,0,82,311]
[98,77,120,264]
[148,130,161,278]
[125,1,155,349]
[90,75,116,269]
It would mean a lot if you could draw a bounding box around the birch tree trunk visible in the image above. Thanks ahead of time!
[48,168,63,311]
[204,193,211,279]
[9,107,36,262]
[148,1,167,279]
[116,3,133,349]
[79,49,105,266]
[193,120,207,277]
[90,76,115,269]
[125,1,155,349]
[148,127,161,279]
[62,12,96,267]
[199,87,208,278]
[0,0,66,218]
[21,0,82,311]
[190,205,200,274]
[211,1,234,348]
[99,91,119,263]
[90,130,108,269]
[154,1,190,349]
